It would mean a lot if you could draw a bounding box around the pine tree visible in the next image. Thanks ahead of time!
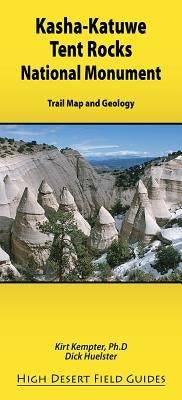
[40,211,92,281]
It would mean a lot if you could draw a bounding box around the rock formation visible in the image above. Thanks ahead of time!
[38,179,59,216]
[0,179,10,218]
[4,174,21,218]
[62,149,119,212]
[88,206,118,250]
[0,179,13,251]
[59,187,91,237]
[0,246,20,281]
[0,148,118,217]
[11,187,53,268]
[144,157,182,207]
[121,180,152,241]
[148,176,171,224]
[130,206,161,245]
[2,143,182,277]
[59,186,77,212]
[121,177,169,244]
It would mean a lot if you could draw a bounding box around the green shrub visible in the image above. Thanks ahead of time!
[88,246,106,259]
[107,239,133,268]
[98,262,112,281]
[60,147,72,152]
[137,242,148,258]
[154,245,181,274]
[110,201,129,216]
[127,268,154,282]
[177,219,182,228]
[165,218,179,228]
[18,262,40,282]
[88,208,99,227]
[157,269,182,282]
[115,164,147,188]
[76,244,93,280]
[26,147,34,152]
[18,145,25,153]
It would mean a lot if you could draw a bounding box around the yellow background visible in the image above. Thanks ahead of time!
[0,0,181,122]
[0,284,181,400]
[0,1,182,399]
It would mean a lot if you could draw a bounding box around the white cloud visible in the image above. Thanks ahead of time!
[82,150,149,157]
[72,141,149,157]
[73,144,119,151]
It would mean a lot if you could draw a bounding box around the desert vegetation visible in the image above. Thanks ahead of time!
[0,137,56,157]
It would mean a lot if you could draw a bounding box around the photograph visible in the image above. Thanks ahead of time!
[0,123,182,283]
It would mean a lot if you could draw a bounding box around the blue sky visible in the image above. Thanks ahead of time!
[0,124,181,159]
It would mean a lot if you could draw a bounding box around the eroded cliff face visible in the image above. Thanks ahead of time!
[62,150,118,213]
[121,157,182,245]
[144,158,182,208]
[0,149,118,217]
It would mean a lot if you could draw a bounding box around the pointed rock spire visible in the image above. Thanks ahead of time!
[121,174,170,244]
[0,180,9,206]
[0,179,12,252]
[38,179,59,216]
[88,206,118,250]
[18,187,45,215]
[148,175,171,223]
[59,187,77,211]
[11,187,53,267]
[4,175,19,203]
[120,179,152,241]
[137,179,152,210]
[59,187,91,236]
[98,206,116,225]
[148,176,161,199]
[131,206,161,245]
[137,179,148,194]
[143,208,161,236]
[38,179,53,194]
[73,210,91,236]
[3,174,21,218]
[0,180,10,218]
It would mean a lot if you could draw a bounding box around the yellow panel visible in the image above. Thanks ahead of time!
[0,284,181,399]
[0,0,181,122]
[0,1,181,399]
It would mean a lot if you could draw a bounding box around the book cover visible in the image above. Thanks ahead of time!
[0,1,181,399]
